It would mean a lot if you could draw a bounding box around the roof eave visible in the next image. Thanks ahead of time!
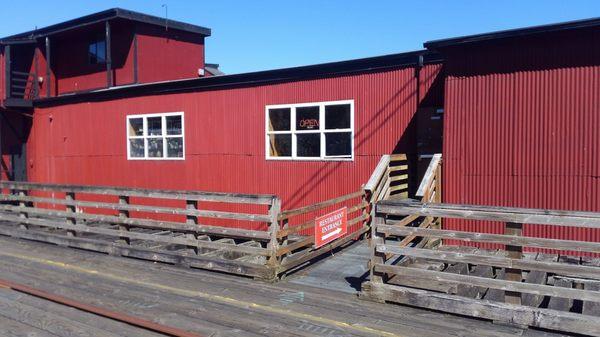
[424,17,600,49]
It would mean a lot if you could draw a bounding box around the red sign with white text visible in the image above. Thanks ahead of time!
[315,207,348,248]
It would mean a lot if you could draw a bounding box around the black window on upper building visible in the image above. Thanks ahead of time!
[88,36,106,64]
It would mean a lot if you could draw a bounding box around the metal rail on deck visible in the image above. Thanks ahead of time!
[0,277,203,337]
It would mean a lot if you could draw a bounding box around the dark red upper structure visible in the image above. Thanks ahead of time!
[0,8,210,107]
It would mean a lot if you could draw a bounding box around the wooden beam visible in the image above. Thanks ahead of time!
[377,201,600,229]
[376,245,600,280]
[361,282,600,336]
[504,222,523,305]
[5,44,11,98]
[105,21,113,87]
[45,37,51,97]
[0,180,276,205]
[377,225,600,253]
[133,25,138,84]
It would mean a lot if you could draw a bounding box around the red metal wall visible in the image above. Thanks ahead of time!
[136,24,205,83]
[28,64,442,225]
[442,27,600,250]
[12,21,205,97]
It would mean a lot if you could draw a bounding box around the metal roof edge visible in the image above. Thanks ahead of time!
[424,16,600,49]
[34,49,443,107]
[0,8,211,42]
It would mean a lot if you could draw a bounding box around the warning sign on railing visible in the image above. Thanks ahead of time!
[315,207,348,248]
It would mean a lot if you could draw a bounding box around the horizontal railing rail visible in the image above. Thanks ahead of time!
[0,181,278,279]
[0,181,276,205]
[363,199,600,336]
[273,189,370,274]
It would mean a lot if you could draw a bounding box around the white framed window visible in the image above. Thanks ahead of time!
[265,100,354,161]
[126,112,185,160]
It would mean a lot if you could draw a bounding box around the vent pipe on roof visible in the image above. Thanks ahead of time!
[161,4,169,31]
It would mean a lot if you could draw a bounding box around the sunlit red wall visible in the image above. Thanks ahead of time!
[442,27,600,251]
[28,63,443,232]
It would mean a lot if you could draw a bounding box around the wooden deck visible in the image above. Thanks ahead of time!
[0,235,567,337]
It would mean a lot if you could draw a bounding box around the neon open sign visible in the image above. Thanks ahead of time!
[299,119,319,129]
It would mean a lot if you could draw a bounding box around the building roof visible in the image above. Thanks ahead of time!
[424,17,600,49]
[0,8,211,43]
[36,50,442,106]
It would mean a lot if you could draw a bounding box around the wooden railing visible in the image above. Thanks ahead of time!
[8,71,38,100]
[274,189,370,275]
[0,181,279,280]
[364,154,409,204]
[363,199,600,336]
[415,153,441,203]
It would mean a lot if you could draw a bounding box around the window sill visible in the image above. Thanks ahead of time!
[266,157,354,162]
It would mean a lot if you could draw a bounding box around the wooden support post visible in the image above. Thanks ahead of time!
[434,161,442,230]
[45,37,51,97]
[267,198,281,277]
[504,222,523,305]
[185,199,199,255]
[105,20,113,87]
[65,192,76,236]
[370,213,387,284]
[118,196,130,245]
[18,190,28,230]
[5,44,10,99]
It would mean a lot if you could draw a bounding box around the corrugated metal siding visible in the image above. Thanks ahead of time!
[28,64,443,233]
[136,23,205,83]
[443,27,600,252]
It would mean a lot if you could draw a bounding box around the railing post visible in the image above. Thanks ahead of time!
[65,192,76,236]
[434,160,442,230]
[185,199,199,255]
[267,197,282,277]
[504,221,523,305]
[370,212,387,284]
[18,189,28,230]
[118,196,130,245]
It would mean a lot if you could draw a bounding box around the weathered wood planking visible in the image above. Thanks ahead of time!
[377,200,600,229]
[0,224,274,279]
[0,204,271,240]
[362,282,600,336]
[0,194,271,222]
[377,245,600,280]
[378,225,600,253]
[0,180,276,204]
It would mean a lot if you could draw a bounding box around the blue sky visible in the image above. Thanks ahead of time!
[1,1,598,74]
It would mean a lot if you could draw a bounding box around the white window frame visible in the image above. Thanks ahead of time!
[126,112,185,160]
[265,100,354,161]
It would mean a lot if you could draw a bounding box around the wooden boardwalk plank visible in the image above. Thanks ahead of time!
[0,236,561,337]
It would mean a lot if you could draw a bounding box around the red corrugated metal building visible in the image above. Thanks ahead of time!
[1,8,599,241]
[425,18,600,249]
[0,8,444,234]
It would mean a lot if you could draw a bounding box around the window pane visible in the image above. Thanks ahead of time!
[325,132,352,157]
[268,108,291,131]
[129,139,145,158]
[325,104,351,129]
[166,115,182,135]
[96,40,106,63]
[148,138,164,158]
[128,118,144,136]
[147,117,162,136]
[296,106,320,131]
[88,42,97,64]
[166,137,184,158]
[297,133,320,157]
[269,134,291,157]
